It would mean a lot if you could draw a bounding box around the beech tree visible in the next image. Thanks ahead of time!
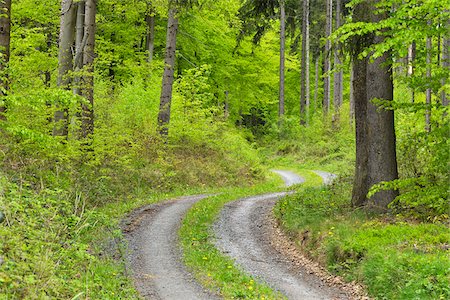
[323,0,332,114]
[333,0,343,113]
[299,0,309,124]
[81,0,96,138]
[54,0,76,136]
[350,0,398,211]
[0,0,11,119]
[146,1,155,63]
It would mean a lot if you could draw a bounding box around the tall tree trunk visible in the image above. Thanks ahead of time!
[146,3,155,63]
[0,0,10,120]
[81,0,96,139]
[351,57,369,207]
[323,0,332,115]
[300,0,309,125]
[333,0,343,113]
[73,1,85,96]
[279,0,286,120]
[157,7,178,137]
[54,0,76,136]
[314,55,319,115]
[442,22,449,107]
[425,32,432,132]
[352,0,398,211]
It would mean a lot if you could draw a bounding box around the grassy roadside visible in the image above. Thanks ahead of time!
[179,168,325,299]
[274,179,450,300]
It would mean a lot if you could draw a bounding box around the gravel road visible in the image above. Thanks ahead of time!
[123,195,219,300]
[213,171,351,300]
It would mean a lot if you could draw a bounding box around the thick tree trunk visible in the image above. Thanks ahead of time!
[158,7,178,137]
[73,1,85,96]
[352,0,398,211]
[351,57,369,207]
[54,0,76,136]
[81,0,96,138]
[0,0,10,120]
[300,0,309,125]
[146,4,155,63]
[425,33,432,132]
[279,0,286,119]
[323,0,332,115]
[333,0,343,113]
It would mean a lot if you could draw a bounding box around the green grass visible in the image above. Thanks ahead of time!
[179,171,287,299]
[274,181,450,300]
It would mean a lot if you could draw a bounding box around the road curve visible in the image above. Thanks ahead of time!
[213,171,349,300]
[123,195,219,300]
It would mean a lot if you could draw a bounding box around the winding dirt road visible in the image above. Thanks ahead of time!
[123,195,219,300]
[213,170,350,300]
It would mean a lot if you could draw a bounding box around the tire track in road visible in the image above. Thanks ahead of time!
[123,195,220,300]
[213,170,350,300]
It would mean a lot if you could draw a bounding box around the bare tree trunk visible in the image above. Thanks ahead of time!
[425,32,432,132]
[351,57,369,207]
[300,0,309,125]
[279,0,286,120]
[314,55,319,115]
[323,0,332,115]
[54,0,76,136]
[158,7,178,137]
[146,3,155,63]
[441,21,449,107]
[224,90,229,119]
[81,0,96,138]
[333,0,343,113]
[73,1,85,97]
[352,0,398,211]
[0,0,10,120]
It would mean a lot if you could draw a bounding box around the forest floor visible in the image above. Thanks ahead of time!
[123,170,365,299]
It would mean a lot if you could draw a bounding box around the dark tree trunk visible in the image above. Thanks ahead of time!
[146,4,155,63]
[54,0,76,136]
[0,0,10,120]
[158,7,178,137]
[349,60,355,124]
[279,0,286,119]
[81,0,96,139]
[351,0,398,211]
[300,0,309,125]
[323,0,332,115]
[314,55,319,114]
[351,57,369,207]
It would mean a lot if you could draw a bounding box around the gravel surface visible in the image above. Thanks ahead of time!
[213,171,353,300]
[123,195,219,300]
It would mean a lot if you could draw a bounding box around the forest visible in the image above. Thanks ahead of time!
[0,0,449,299]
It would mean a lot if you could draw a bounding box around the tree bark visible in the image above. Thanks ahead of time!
[158,7,179,137]
[351,0,398,211]
[314,55,319,114]
[146,3,155,63]
[279,0,286,120]
[323,0,332,115]
[408,42,416,103]
[425,32,432,132]
[0,0,10,120]
[349,60,354,124]
[333,0,343,113]
[300,0,309,125]
[54,0,76,136]
[73,0,85,96]
[81,0,96,139]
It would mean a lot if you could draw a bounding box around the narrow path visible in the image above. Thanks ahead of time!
[123,195,219,300]
[313,170,337,185]
[213,171,350,300]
